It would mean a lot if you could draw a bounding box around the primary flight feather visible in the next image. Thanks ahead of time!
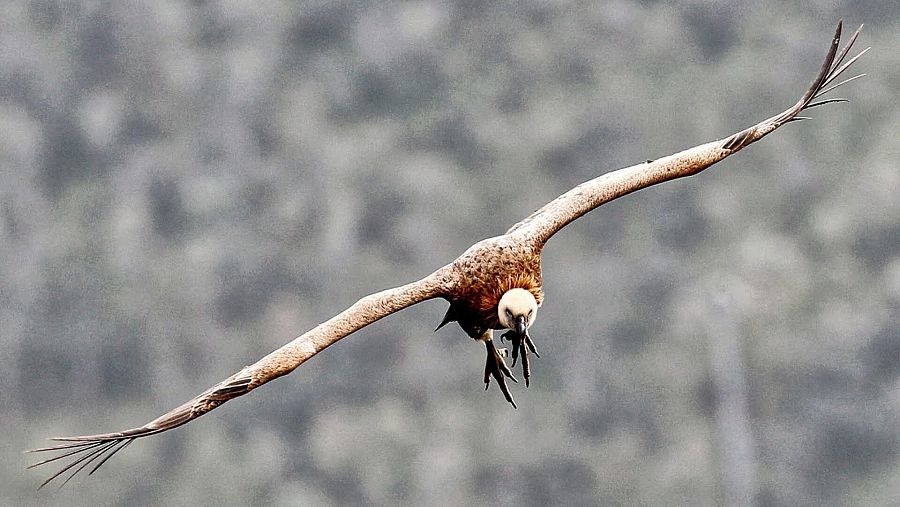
[27,21,867,488]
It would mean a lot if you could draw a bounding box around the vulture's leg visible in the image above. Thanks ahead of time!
[501,330,540,387]
[482,332,518,408]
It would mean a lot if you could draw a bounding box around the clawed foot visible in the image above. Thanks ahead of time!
[501,330,540,387]
[484,339,518,408]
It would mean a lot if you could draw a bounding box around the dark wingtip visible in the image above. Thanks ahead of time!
[721,20,865,152]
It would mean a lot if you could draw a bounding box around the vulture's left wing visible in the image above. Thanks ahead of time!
[507,22,867,247]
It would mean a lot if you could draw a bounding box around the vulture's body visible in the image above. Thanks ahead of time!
[27,22,868,489]
[437,237,546,404]
[439,237,544,337]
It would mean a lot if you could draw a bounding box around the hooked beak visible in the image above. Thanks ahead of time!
[514,315,527,335]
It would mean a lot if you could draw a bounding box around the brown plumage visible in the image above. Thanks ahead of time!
[26,22,867,488]
[437,261,544,337]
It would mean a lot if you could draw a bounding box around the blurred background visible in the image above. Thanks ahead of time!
[2,1,898,505]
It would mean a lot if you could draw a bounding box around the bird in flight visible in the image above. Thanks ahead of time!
[27,22,867,488]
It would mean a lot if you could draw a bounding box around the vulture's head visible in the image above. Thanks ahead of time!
[497,288,538,335]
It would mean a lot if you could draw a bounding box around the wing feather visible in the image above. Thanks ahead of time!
[26,269,450,488]
[507,22,866,247]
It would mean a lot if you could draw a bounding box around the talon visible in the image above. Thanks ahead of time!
[521,343,531,387]
[524,333,539,356]
[484,339,518,408]
[502,330,540,387]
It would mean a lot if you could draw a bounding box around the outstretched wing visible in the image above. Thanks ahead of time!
[507,22,867,247]
[26,269,450,488]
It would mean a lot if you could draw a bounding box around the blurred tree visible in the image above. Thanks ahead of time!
[3,2,897,505]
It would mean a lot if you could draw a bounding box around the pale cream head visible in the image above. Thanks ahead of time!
[497,288,538,334]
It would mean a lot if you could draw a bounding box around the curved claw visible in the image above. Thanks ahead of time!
[484,340,518,408]
[501,330,541,387]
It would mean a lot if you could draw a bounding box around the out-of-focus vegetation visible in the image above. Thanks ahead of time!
[2,1,898,505]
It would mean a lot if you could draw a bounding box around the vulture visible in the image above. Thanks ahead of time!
[27,22,867,488]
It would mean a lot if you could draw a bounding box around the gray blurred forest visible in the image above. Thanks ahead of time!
[2,1,898,505]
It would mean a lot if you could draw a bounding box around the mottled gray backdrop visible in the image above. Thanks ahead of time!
[2,1,898,505]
